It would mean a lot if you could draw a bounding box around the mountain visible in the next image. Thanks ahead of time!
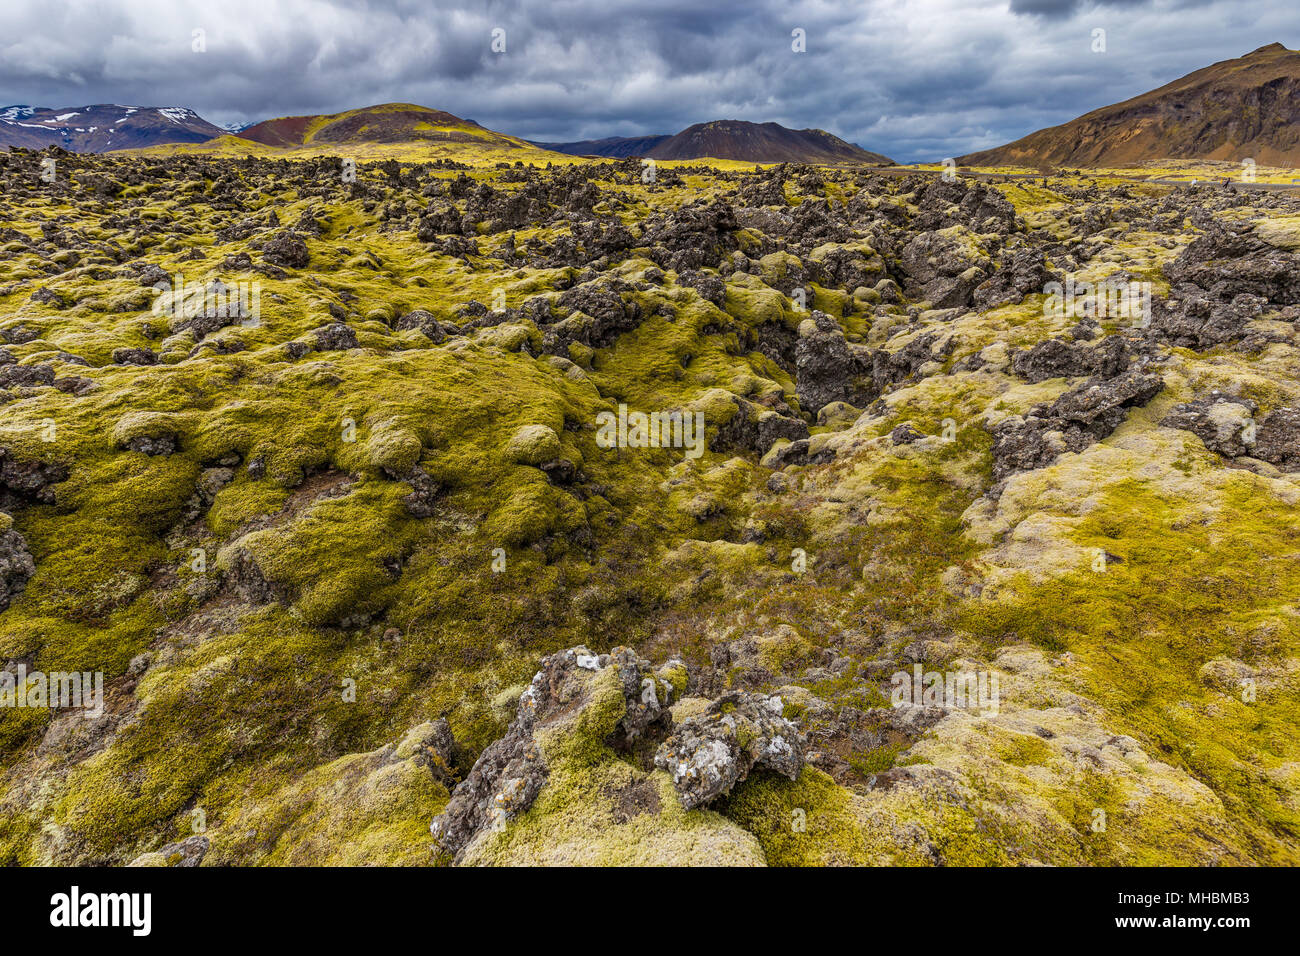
[0,104,224,152]
[959,43,1300,168]
[648,120,891,163]
[236,103,533,151]
[533,134,672,158]
[542,120,892,164]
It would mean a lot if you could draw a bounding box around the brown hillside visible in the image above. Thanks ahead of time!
[959,43,1300,168]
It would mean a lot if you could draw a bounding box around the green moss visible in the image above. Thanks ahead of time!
[993,732,1054,767]
[717,767,869,866]
[850,742,905,776]
[957,476,1300,862]
[361,420,423,474]
[218,480,420,625]
[503,423,561,466]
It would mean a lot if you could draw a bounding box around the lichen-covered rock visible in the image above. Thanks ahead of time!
[111,411,181,457]
[654,692,806,809]
[691,387,809,460]
[110,347,157,366]
[890,423,924,445]
[428,645,799,865]
[898,226,990,309]
[365,422,423,475]
[972,247,1058,309]
[1151,222,1300,348]
[1161,393,1259,459]
[676,268,726,306]
[1252,407,1300,470]
[0,447,67,506]
[395,309,448,342]
[544,280,642,353]
[400,466,442,516]
[0,362,55,389]
[869,330,952,392]
[128,835,209,868]
[430,645,678,859]
[311,323,358,351]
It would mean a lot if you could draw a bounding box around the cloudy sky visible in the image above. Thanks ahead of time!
[0,0,1293,161]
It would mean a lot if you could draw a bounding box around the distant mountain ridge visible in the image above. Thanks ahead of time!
[540,119,892,164]
[4,99,893,164]
[959,43,1300,168]
[533,134,672,158]
[0,104,224,152]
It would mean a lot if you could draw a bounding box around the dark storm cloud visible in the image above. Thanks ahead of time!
[1010,0,1217,19]
[0,0,1293,162]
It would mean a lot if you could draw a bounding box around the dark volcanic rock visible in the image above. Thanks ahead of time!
[0,447,67,506]
[676,269,726,306]
[712,391,810,456]
[0,362,55,389]
[543,281,643,354]
[312,323,359,351]
[1152,223,1300,349]
[898,229,990,309]
[992,369,1165,480]
[0,522,35,611]
[262,231,311,269]
[1011,335,1131,383]
[401,467,443,517]
[795,311,865,415]
[111,347,157,366]
[890,423,924,444]
[1164,396,1300,471]
[1162,393,1259,459]
[973,247,1058,309]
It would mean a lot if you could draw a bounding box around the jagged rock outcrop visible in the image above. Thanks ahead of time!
[1162,393,1259,458]
[0,447,67,507]
[429,645,682,859]
[973,247,1058,309]
[1011,335,1132,383]
[898,227,990,309]
[708,390,809,455]
[543,280,643,353]
[1163,394,1300,470]
[992,368,1165,479]
[653,692,805,809]
[1152,223,1300,349]
[395,309,450,343]
[312,323,359,351]
[263,231,310,269]
[1252,408,1300,470]
[431,645,810,863]
[794,311,864,414]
